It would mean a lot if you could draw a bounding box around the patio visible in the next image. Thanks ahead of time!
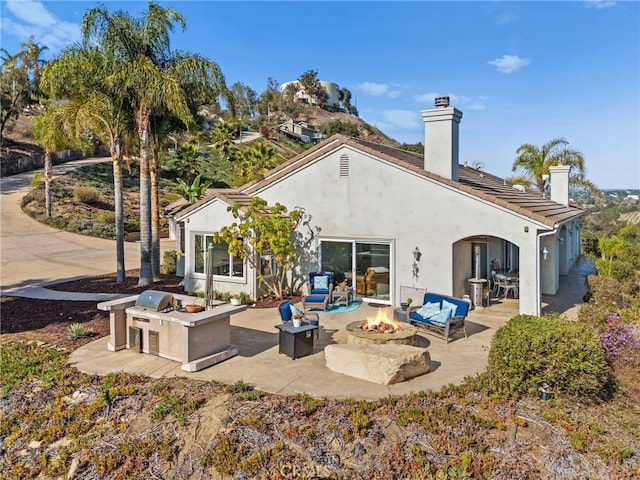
[70,297,519,400]
[69,257,591,400]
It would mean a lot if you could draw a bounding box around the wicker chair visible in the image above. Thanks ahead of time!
[302,272,334,311]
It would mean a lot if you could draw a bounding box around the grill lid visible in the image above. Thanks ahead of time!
[135,290,174,311]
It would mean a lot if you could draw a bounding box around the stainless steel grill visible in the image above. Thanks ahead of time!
[135,290,175,311]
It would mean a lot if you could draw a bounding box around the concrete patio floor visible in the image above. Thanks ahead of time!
[69,259,591,400]
[70,296,524,400]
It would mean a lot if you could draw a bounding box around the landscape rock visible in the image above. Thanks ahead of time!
[325,344,430,384]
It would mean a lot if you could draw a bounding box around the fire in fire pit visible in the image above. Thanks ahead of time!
[361,307,403,333]
[346,307,417,346]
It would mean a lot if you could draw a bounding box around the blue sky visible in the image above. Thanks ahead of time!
[1,0,638,189]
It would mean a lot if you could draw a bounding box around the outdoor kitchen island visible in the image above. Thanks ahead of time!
[98,291,246,372]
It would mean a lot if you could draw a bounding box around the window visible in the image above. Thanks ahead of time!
[260,255,277,277]
[194,234,244,278]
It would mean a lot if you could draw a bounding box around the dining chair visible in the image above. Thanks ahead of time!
[496,274,518,298]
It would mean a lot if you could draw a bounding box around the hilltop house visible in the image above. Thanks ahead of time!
[172,98,584,316]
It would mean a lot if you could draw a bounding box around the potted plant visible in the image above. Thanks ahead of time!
[400,297,413,311]
[230,294,242,306]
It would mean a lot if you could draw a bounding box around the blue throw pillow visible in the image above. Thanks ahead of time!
[289,304,302,318]
[429,308,451,325]
[442,299,458,316]
[417,301,441,319]
[313,275,329,290]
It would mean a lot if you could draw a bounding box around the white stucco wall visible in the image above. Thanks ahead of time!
[179,200,256,297]
[247,145,551,315]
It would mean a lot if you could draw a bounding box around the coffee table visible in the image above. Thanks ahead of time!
[331,290,352,307]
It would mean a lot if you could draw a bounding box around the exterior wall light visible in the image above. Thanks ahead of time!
[413,247,422,262]
[542,247,549,260]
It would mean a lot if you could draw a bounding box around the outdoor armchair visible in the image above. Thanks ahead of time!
[302,272,334,311]
[278,300,320,338]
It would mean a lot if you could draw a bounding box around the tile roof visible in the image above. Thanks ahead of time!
[180,134,584,229]
[175,189,253,220]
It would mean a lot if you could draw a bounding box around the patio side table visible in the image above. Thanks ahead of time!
[275,323,318,359]
[331,290,352,307]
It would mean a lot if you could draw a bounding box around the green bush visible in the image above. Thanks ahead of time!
[31,172,44,189]
[96,210,116,224]
[594,258,637,282]
[163,250,177,275]
[482,314,612,400]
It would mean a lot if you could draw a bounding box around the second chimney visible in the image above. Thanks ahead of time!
[549,164,571,206]
[421,97,463,181]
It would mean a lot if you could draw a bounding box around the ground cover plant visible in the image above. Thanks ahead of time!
[1,264,639,479]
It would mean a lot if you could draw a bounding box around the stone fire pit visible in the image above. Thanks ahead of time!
[345,320,418,346]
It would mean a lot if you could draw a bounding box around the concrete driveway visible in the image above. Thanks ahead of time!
[0,158,171,296]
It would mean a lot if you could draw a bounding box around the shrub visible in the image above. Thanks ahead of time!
[321,119,359,138]
[599,323,640,368]
[73,186,101,204]
[163,250,177,274]
[96,210,116,224]
[31,172,44,189]
[594,258,637,282]
[66,323,93,340]
[482,314,612,400]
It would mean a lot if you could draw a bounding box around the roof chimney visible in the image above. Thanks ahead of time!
[421,98,463,181]
[549,165,571,206]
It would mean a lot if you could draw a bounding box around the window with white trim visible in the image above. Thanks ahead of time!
[194,234,244,277]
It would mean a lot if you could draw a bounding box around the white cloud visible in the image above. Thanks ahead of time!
[387,90,401,99]
[584,0,616,8]
[358,82,389,96]
[1,1,81,55]
[382,110,421,129]
[488,54,530,73]
[6,0,56,26]
[414,92,440,103]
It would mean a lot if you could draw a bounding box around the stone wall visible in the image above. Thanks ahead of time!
[1,149,92,177]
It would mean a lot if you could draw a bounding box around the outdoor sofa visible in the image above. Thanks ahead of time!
[404,292,470,343]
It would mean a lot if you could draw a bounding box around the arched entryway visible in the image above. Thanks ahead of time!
[453,235,520,308]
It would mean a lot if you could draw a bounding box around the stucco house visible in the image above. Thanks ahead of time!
[172,98,584,316]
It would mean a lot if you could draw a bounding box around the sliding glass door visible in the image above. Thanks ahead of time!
[320,239,392,304]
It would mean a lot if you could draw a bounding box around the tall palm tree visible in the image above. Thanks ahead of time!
[18,36,48,102]
[32,107,68,217]
[511,137,601,199]
[41,46,133,282]
[82,2,226,286]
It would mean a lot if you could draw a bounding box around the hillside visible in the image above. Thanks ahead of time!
[0,105,401,174]
[1,113,43,164]
[298,104,401,147]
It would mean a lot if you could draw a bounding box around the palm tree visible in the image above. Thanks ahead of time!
[246,141,277,174]
[210,120,236,160]
[32,107,68,217]
[82,2,226,286]
[41,46,133,283]
[511,137,601,199]
[18,36,48,102]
